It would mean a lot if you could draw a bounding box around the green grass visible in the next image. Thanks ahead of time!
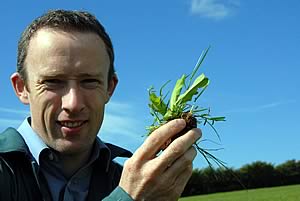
[179,184,300,201]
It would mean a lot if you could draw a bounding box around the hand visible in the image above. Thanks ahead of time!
[119,119,202,201]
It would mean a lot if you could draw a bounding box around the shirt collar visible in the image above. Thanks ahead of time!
[17,117,49,164]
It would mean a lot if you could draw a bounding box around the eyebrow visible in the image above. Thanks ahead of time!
[39,72,104,78]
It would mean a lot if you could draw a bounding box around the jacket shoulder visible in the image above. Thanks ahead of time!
[0,154,17,200]
[0,127,29,154]
[0,129,43,201]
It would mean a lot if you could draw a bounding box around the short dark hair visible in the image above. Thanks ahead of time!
[17,9,115,83]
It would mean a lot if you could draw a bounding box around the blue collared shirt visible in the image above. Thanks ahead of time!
[17,117,107,201]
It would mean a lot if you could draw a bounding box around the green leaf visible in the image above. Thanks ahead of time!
[169,74,187,111]
[148,90,168,115]
[159,80,171,97]
[163,109,175,120]
[192,108,209,113]
[176,73,209,106]
[187,47,210,88]
[207,116,226,121]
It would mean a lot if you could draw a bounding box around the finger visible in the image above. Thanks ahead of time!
[157,128,201,170]
[134,119,186,161]
[160,158,195,199]
[165,146,197,175]
[173,164,194,197]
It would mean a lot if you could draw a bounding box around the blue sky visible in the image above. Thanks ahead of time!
[1,1,299,169]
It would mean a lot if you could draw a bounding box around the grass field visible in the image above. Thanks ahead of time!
[179,184,300,201]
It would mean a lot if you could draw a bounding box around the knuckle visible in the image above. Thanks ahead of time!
[182,154,193,166]
[124,157,140,172]
[145,132,161,145]
[181,148,197,166]
[123,159,134,171]
[187,164,193,173]
[169,145,183,156]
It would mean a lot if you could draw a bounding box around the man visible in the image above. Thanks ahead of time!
[0,10,201,201]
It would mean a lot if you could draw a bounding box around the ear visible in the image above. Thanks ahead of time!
[105,73,118,103]
[10,73,30,105]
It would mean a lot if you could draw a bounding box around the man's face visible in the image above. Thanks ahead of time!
[18,29,116,155]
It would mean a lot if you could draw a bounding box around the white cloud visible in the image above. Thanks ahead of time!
[190,0,239,20]
[100,101,145,150]
[0,118,23,126]
[0,107,29,116]
[0,107,29,131]
[101,113,142,138]
[224,99,297,114]
[0,118,23,132]
[105,101,133,115]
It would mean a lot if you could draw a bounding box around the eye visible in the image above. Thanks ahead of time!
[81,79,101,89]
[44,79,62,84]
[43,79,64,89]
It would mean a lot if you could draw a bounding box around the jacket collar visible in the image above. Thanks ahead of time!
[105,143,132,159]
[0,127,29,154]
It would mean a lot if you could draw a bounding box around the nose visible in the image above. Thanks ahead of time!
[62,84,85,113]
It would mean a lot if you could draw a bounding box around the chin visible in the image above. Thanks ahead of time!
[54,141,86,154]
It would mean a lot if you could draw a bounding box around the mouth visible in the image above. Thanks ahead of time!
[58,120,87,128]
[57,120,88,136]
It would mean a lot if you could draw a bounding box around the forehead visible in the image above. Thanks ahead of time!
[25,28,110,77]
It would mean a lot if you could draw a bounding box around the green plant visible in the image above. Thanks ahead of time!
[146,47,226,167]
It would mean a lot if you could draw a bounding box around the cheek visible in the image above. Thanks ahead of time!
[86,92,106,119]
[30,91,62,118]
[88,88,108,105]
[28,91,62,135]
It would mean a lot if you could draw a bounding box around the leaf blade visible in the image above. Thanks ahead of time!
[169,74,187,111]
[148,88,168,116]
[176,73,209,106]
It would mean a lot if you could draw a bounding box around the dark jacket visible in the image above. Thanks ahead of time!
[0,128,132,201]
